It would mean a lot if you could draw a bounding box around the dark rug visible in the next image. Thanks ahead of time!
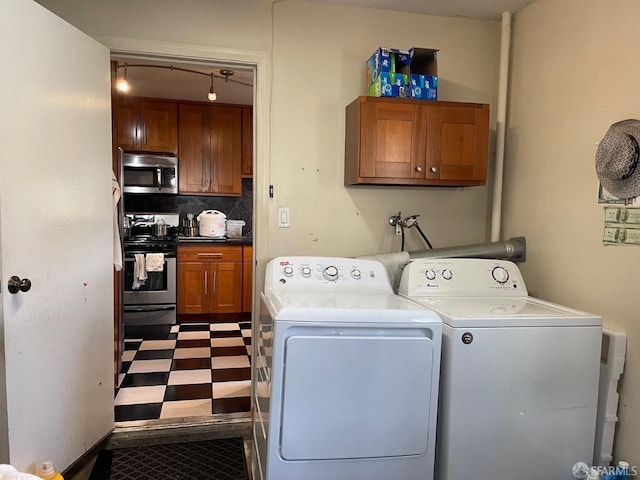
[88,437,248,480]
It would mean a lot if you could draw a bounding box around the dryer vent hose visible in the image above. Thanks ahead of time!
[408,236,526,262]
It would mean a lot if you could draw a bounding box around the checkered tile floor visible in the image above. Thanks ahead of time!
[115,321,251,423]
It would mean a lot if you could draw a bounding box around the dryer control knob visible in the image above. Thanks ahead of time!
[351,268,361,280]
[301,266,312,277]
[323,266,339,281]
[442,269,453,280]
[283,265,294,277]
[425,269,437,280]
[492,266,509,284]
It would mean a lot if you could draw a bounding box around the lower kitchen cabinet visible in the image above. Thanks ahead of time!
[242,245,253,312]
[177,245,243,314]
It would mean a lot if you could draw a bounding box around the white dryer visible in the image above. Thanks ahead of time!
[252,256,442,480]
[399,258,602,480]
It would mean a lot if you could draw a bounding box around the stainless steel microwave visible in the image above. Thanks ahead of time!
[122,152,178,194]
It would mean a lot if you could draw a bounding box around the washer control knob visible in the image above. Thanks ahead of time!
[283,265,294,277]
[442,269,453,280]
[323,265,339,281]
[301,266,312,277]
[492,266,509,284]
[424,269,437,280]
[351,268,362,280]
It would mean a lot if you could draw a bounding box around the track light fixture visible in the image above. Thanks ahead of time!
[115,62,252,102]
[117,64,129,92]
[208,73,217,102]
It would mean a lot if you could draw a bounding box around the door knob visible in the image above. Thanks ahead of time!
[430,166,439,173]
[8,276,32,294]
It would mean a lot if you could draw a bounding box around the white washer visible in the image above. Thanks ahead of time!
[252,256,442,480]
[399,258,602,480]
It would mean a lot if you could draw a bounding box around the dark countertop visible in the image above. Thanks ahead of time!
[177,236,253,246]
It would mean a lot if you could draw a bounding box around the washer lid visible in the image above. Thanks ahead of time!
[405,296,602,327]
[263,291,442,324]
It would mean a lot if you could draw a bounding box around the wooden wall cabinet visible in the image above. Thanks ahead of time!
[116,96,178,154]
[241,106,253,177]
[178,103,242,196]
[242,245,253,312]
[344,96,489,187]
[177,245,243,315]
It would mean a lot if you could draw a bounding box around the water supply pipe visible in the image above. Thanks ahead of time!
[490,11,512,242]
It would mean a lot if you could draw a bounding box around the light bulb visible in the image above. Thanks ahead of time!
[117,79,129,92]
[208,73,216,101]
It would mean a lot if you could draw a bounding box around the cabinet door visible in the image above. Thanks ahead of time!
[141,100,177,153]
[177,261,208,314]
[241,106,253,177]
[358,100,426,181]
[115,96,140,151]
[212,262,243,313]
[116,97,178,153]
[178,103,210,194]
[242,245,253,312]
[211,106,242,195]
[426,104,489,184]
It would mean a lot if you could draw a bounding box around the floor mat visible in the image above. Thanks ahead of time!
[88,437,248,480]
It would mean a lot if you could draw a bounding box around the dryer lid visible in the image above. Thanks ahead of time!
[263,291,442,324]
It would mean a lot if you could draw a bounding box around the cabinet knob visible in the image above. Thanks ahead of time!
[431,166,438,173]
[415,166,423,172]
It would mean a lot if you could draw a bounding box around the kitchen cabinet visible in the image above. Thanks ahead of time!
[344,96,490,187]
[178,103,242,196]
[177,245,243,314]
[116,96,178,154]
[242,245,253,312]
[241,106,253,177]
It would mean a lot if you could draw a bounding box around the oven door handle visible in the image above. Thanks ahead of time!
[124,305,176,313]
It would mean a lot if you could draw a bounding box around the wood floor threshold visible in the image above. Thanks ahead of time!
[108,412,252,449]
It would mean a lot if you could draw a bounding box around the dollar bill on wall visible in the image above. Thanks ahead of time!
[603,206,640,245]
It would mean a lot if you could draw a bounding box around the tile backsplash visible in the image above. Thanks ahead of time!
[124,178,253,237]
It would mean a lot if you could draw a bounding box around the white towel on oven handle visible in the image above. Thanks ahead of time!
[145,253,165,272]
[132,253,147,289]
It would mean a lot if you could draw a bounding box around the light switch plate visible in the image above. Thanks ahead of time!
[278,207,290,228]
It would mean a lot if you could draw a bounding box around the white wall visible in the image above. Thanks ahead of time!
[505,0,640,463]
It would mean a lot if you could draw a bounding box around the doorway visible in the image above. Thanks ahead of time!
[110,52,257,431]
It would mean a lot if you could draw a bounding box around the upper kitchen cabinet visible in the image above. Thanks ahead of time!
[344,96,489,187]
[241,106,253,177]
[179,103,242,196]
[116,96,178,154]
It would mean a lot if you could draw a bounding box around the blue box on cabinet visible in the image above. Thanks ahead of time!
[407,47,438,100]
[410,74,438,100]
[368,71,409,98]
[366,48,411,98]
[365,47,438,100]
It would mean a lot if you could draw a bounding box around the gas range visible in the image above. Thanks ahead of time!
[122,212,179,327]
